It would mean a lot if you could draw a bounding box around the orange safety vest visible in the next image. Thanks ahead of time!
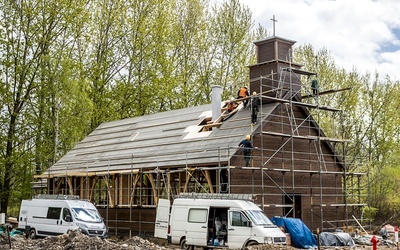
[238,87,248,97]
[227,102,234,112]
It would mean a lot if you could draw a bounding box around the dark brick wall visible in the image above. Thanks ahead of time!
[229,103,345,232]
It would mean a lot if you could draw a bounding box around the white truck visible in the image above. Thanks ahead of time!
[154,193,286,249]
[18,194,107,239]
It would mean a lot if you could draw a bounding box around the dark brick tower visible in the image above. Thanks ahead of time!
[249,36,303,103]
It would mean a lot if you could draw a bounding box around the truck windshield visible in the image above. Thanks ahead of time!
[246,210,275,226]
[72,208,103,223]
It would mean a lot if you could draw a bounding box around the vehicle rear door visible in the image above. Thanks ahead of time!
[154,199,170,239]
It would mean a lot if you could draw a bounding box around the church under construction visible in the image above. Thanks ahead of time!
[35,35,367,237]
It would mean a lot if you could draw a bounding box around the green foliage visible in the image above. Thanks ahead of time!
[362,206,378,223]
[0,0,91,213]
[0,0,255,213]
[295,44,400,223]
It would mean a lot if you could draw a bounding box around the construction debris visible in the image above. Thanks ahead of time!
[0,229,396,250]
[0,230,175,250]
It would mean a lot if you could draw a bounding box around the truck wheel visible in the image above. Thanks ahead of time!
[180,238,194,250]
[29,229,37,239]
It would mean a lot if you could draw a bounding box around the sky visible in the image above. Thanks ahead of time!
[238,0,400,81]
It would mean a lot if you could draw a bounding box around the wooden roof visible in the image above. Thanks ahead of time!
[42,94,347,177]
[43,103,279,176]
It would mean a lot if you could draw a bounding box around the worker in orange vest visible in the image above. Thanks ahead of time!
[226,97,236,113]
[237,86,249,107]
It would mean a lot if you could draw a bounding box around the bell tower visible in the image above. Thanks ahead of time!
[249,36,304,103]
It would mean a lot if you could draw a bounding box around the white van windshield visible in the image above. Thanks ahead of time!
[72,208,103,223]
[246,210,275,226]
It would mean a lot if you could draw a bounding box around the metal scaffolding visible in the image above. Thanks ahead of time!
[33,41,368,236]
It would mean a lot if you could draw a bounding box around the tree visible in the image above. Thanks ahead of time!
[295,44,400,222]
[80,0,128,130]
[208,0,253,100]
[0,0,89,213]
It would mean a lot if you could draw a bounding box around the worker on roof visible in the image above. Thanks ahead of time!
[226,97,236,113]
[238,135,255,167]
[250,91,260,125]
[237,86,249,107]
[311,78,319,95]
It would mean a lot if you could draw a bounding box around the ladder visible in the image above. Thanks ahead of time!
[285,104,300,137]
[175,192,255,201]
[313,140,327,172]
[34,194,80,200]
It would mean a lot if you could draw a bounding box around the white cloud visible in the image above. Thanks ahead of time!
[238,0,400,80]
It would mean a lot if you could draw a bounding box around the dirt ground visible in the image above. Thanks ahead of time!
[0,230,302,250]
[0,230,395,250]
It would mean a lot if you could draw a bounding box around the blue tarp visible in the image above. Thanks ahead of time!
[0,228,23,237]
[271,217,317,249]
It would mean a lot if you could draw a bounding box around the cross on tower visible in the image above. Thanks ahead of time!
[270,15,278,36]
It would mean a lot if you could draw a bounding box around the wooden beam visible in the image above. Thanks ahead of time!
[129,173,140,206]
[102,176,114,208]
[89,176,99,202]
[119,175,123,206]
[34,174,54,178]
[203,170,214,193]
[179,172,184,193]
[282,67,317,76]
[56,178,63,191]
[147,173,158,205]
[112,175,116,207]
[262,131,351,142]
[80,177,84,198]
[263,95,341,112]
[167,172,171,200]
[67,177,74,195]
[301,87,352,99]
[156,171,161,198]
[183,171,193,193]
[202,122,223,128]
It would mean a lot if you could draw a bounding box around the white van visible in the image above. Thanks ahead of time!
[154,193,286,249]
[18,194,107,239]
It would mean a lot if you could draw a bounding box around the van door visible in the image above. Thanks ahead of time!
[59,207,74,234]
[227,209,252,249]
[186,208,208,247]
[154,199,170,239]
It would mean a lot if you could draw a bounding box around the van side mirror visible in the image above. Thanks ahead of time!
[244,220,252,227]
[65,215,72,222]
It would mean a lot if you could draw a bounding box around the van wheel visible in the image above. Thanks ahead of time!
[180,238,194,250]
[248,241,257,245]
[29,229,37,239]
[245,241,258,250]
[244,240,258,250]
